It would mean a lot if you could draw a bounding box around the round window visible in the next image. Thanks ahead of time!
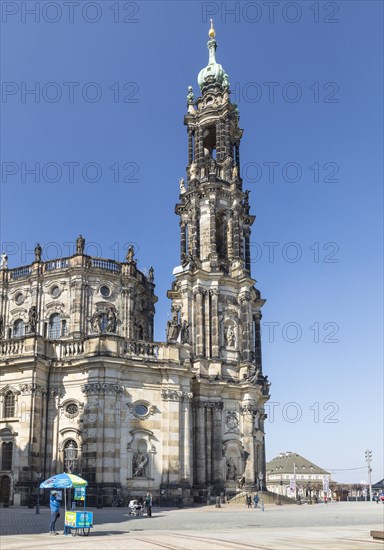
[100,285,111,297]
[65,403,79,417]
[134,404,148,417]
[51,286,60,298]
[15,292,24,305]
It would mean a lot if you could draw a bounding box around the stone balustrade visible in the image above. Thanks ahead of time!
[0,336,183,365]
[0,255,147,281]
[0,339,24,356]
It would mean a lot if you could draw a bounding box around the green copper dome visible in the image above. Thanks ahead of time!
[197,21,227,92]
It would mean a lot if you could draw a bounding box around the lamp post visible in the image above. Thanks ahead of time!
[35,472,42,514]
[307,482,312,504]
[365,449,372,502]
[258,472,264,494]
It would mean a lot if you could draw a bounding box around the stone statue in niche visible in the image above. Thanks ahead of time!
[106,307,117,333]
[0,314,4,338]
[76,234,85,254]
[180,320,189,344]
[132,450,148,477]
[225,325,236,348]
[166,305,181,343]
[226,457,237,481]
[28,306,38,333]
[91,307,103,333]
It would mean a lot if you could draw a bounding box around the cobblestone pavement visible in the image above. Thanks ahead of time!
[0,502,383,549]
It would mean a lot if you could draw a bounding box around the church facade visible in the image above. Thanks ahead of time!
[0,23,270,506]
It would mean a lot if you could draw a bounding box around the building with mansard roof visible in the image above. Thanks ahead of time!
[266,451,332,500]
[0,22,270,506]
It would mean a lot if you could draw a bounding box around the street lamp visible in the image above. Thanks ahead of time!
[258,472,264,494]
[307,482,312,504]
[365,449,373,502]
[35,472,42,514]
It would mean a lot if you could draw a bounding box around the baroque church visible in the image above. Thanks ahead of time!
[0,22,270,506]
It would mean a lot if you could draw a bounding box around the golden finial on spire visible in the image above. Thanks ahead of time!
[209,19,216,39]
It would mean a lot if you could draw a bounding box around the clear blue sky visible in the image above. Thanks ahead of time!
[1,1,382,485]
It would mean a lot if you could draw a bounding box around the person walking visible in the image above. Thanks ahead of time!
[246,494,252,508]
[145,492,153,517]
[253,493,259,509]
[49,491,61,535]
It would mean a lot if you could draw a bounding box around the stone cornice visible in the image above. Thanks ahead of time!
[161,388,193,402]
[81,383,124,395]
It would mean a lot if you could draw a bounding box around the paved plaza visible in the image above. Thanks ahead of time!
[0,501,383,549]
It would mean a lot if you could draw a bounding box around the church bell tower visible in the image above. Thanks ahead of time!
[167,21,270,495]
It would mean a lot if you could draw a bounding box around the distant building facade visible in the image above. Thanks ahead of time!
[0,23,270,506]
[266,451,331,500]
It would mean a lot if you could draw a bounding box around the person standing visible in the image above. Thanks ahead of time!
[253,493,259,509]
[49,491,60,535]
[145,492,153,517]
[246,494,252,508]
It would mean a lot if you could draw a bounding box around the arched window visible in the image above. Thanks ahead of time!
[48,313,61,339]
[13,319,24,338]
[4,392,15,418]
[100,314,108,333]
[64,439,78,472]
[1,442,13,470]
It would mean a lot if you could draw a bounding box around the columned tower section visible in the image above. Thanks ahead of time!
[167,22,270,495]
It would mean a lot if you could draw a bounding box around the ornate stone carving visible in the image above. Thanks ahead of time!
[126,245,135,263]
[180,320,189,344]
[76,234,85,254]
[34,243,42,262]
[90,305,119,334]
[240,403,258,415]
[81,383,124,395]
[132,450,148,477]
[0,252,8,270]
[224,325,236,348]
[193,400,222,410]
[243,365,261,385]
[166,304,181,343]
[19,383,47,395]
[160,388,192,401]
[226,457,237,481]
[28,306,38,333]
[225,411,239,432]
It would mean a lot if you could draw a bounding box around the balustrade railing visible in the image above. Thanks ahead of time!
[58,340,85,359]
[0,339,24,356]
[9,266,31,280]
[121,340,159,358]
[45,259,69,272]
[0,336,163,362]
[91,258,121,272]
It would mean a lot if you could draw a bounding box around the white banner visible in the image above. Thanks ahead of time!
[322,476,329,493]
